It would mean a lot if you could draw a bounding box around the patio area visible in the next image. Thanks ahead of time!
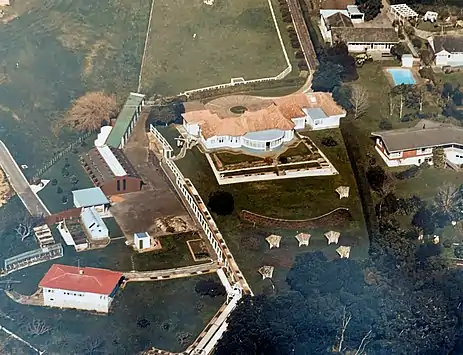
[205,135,338,185]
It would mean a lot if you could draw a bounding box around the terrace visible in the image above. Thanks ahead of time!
[205,134,337,184]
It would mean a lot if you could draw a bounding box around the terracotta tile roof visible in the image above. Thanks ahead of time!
[39,264,123,295]
[182,93,345,139]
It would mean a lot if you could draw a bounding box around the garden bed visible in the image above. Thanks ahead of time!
[187,239,211,262]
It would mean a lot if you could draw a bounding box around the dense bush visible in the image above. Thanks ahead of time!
[395,165,420,180]
[195,279,226,298]
[455,245,463,258]
[321,135,338,147]
[208,191,234,216]
[379,119,393,130]
[51,179,58,186]
[411,37,422,49]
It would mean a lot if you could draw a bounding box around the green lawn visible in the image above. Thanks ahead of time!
[37,138,95,213]
[215,152,263,166]
[161,126,367,292]
[139,0,289,95]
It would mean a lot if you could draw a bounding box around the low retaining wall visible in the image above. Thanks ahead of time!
[240,207,351,229]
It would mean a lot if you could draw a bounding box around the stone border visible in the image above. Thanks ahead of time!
[240,207,352,229]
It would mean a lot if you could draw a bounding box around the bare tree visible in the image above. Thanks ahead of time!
[435,182,463,220]
[80,336,104,354]
[335,307,351,352]
[354,329,373,355]
[27,319,51,336]
[60,92,117,133]
[14,214,43,241]
[349,84,369,119]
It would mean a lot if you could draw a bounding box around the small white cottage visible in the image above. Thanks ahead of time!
[428,35,463,67]
[134,232,151,250]
[39,264,123,313]
[81,207,109,240]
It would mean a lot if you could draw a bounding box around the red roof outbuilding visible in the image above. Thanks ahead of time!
[39,264,123,295]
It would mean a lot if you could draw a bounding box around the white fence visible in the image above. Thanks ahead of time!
[150,126,252,295]
[3,243,63,275]
[179,0,292,97]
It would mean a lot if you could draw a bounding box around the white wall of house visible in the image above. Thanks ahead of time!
[444,147,463,165]
[184,121,200,136]
[435,50,463,67]
[203,135,243,150]
[347,42,395,53]
[291,117,306,129]
[375,144,463,167]
[319,17,332,43]
[306,113,345,130]
[42,287,114,313]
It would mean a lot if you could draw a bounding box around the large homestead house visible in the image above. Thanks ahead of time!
[80,144,142,196]
[181,93,346,151]
[319,5,365,43]
[428,35,463,68]
[39,264,123,313]
[331,27,399,53]
[372,120,463,167]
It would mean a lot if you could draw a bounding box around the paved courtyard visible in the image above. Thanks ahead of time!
[111,110,197,240]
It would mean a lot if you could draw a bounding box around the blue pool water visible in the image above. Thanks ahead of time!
[386,68,416,86]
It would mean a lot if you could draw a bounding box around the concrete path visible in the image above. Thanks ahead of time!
[0,141,50,217]
[123,261,219,282]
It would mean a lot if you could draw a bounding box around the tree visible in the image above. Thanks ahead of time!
[349,84,369,119]
[332,85,352,110]
[390,43,406,60]
[412,207,436,235]
[195,279,226,298]
[419,48,434,66]
[432,147,445,168]
[60,92,117,132]
[207,191,234,215]
[312,62,342,92]
[14,214,44,241]
[435,183,463,221]
[356,0,382,21]
[366,165,387,192]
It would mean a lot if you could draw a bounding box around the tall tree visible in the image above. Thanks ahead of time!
[60,92,117,132]
[349,84,369,119]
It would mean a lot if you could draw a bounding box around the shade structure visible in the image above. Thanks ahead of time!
[325,230,340,245]
[336,246,351,259]
[295,233,311,247]
[336,186,350,199]
[258,265,275,280]
[266,234,282,249]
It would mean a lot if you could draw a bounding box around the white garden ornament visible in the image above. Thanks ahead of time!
[258,265,274,280]
[266,234,282,249]
[325,230,340,245]
[336,246,351,259]
[295,233,311,247]
[336,186,350,199]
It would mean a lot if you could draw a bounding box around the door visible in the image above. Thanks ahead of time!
[266,142,270,151]
[139,240,143,250]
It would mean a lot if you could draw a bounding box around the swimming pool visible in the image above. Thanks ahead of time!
[386,68,416,86]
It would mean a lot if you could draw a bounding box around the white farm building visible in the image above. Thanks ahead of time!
[181,93,346,151]
[428,35,463,68]
[39,264,123,313]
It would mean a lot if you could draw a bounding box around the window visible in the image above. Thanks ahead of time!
[218,137,224,143]
[122,179,126,191]
[117,180,121,191]
[314,119,321,126]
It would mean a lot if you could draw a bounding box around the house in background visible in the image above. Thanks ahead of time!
[39,264,123,313]
[182,93,346,151]
[428,35,463,67]
[105,93,145,149]
[0,0,10,6]
[372,120,463,167]
[81,207,109,241]
[80,145,142,196]
[319,5,364,43]
[72,187,110,216]
[331,27,399,53]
